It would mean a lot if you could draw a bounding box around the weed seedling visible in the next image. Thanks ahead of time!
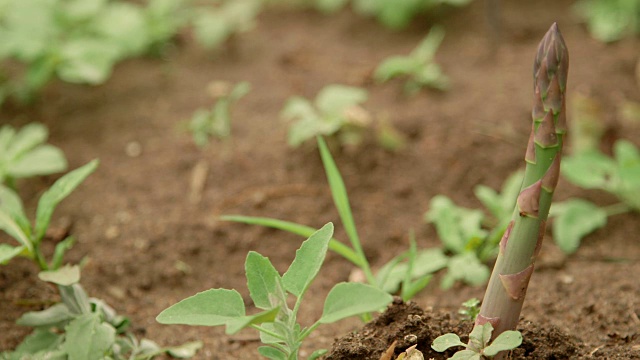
[458,298,481,321]
[192,0,262,49]
[282,84,372,148]
[0,160,200,359]
[187,81,251,147]
[0,122,67,189]
[375,26,450,94]
[157,223,393,359]
[432,323,522,359]
[224,137,450,303]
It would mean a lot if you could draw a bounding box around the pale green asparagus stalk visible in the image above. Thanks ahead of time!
[471,23,568,357]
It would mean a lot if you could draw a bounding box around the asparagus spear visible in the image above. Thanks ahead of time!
[471,23,569,356]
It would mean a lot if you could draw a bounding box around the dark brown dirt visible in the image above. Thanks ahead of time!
[1,0,640,359]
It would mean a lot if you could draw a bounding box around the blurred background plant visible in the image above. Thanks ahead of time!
[0,0,262,106]
[573,0,640,42]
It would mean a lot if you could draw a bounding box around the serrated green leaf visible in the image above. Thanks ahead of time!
[38,264,80,286]
[59,284,91,315]
[156,288,245,326]
[551,199,607,254]
[63,313,116,360]
[319,282,392,323]
[225,307,280,335]
[426,195,487,254]
[282,223,333,297]
[431,333,465,352]
[441,253,489,289]
[246,251,281,310]
[483,330,523,356]
[34,160,99,242]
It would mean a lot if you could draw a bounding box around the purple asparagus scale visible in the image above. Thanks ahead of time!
[471,23,568,357]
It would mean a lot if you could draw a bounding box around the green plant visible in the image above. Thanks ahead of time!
[573,0,640,42]
[0,122,67,189]
[432,323,522,359]
[352,0,473,30]
[469,23,568,356]
[552,139,639,253]
[0,0,262,105]
[458,298,480,321]
[191,0,263,49]
[223,137,448,303]
[424,170,523,289]
[187,81,251,147]
[281,84,372,147]
[374,26,450,94]
[0,160,200,359]
[157,223,393,359]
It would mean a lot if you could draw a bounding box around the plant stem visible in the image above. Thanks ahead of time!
[472,23,568,358]
[602,202,631,217]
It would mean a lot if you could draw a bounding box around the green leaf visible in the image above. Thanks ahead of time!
[412,26,446,61]
[474,169,523,221]
[258,346,287,360]
[431,333,466,352]
[8,328,64,358]
[374,57,420,82]
[34,160,99,242]
[38,264,81,286]
[425,195,486,254]
[245,251,281,310]
[57,39,121,84]
[165,341,203,358]
[225,307,280,335]
[483,330,523,356]
[441,253,489,289]
[561,150,616,189]
[469,322,493,349]
[0,244,25,264]
[63,313,116,360]
[551,199,608,254]
[314,85,368,116]
[51,236,76,270]
[614,140,640,209]
[59,284,91,315]
[314,0,349,13]
[4,123,47,159]
[0,210,31,254]
[156,289,245,326]
[317,137,366,266]
[282,223,334,297]
[220,215,360,266]
[7,145,67,179]
[449,350,481,360]
[309,348,328,360]
[0,184,30,238]
[319,282,393,324]
[16,303,74,327]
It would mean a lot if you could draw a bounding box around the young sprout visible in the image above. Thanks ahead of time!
[432,323,522,359]
[374,26,450,94]
[470,23,569,357]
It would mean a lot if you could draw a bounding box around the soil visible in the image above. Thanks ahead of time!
[1,0,640,359]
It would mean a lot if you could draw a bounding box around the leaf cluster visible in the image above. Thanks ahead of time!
[2,269,201,360]
[424,170,522,288]
[432,323,522,359]
[282,85,370,148]
[0,0,262,106]
[0,123,67,188]
[188,81,251,147]
[573,0,640,42]
[552,140,640,253]
[157,223,392,359]
[374,26,450,94]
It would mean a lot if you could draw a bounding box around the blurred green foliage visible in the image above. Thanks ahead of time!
[574,0,640,42]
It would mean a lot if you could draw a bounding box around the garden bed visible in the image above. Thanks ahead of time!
[1,0,639,358]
